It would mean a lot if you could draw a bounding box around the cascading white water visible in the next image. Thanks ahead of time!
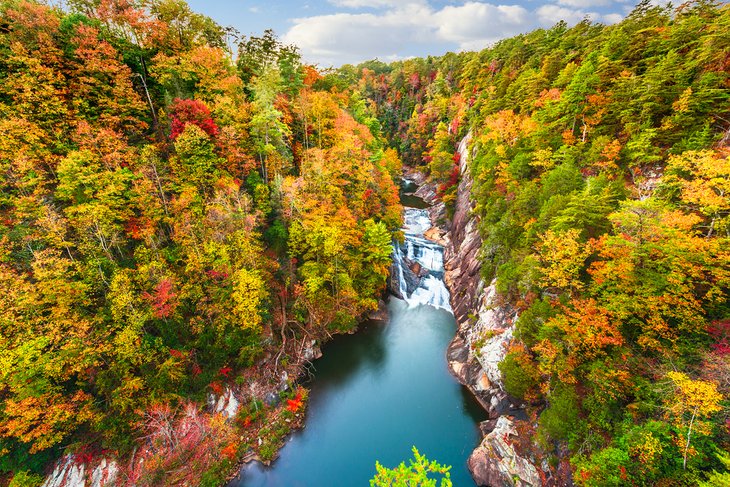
[394,207,452,313]
[403,208,432,235]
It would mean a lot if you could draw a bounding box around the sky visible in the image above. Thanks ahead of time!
[186,0,645,67]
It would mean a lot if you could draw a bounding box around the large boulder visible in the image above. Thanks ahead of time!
[468,417,542,487]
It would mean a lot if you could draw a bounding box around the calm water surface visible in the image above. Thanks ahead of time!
[230,298,485,487]
[231,196,484,486]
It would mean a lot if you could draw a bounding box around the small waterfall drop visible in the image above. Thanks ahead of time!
[394,207,452,313]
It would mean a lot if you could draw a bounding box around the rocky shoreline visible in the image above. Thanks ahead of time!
[41,135,542,487]
[410,132,544,487]
[38,338,323,487]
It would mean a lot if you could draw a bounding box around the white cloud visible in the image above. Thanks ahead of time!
[603,12,623,24]
[284,9,431,65]
[328,0,427,8]
[435,2,530,46]
[557,0,613,8]
[285,1,625,66]
[536,5,593,24]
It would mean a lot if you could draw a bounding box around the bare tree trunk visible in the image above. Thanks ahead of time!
[683,407,697,470]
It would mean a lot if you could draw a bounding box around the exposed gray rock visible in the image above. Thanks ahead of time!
[207,386,240,419]
[436,131,542,486]
[279,370,290,392]
[302,339,323,361]
[414,181,437,205]
[264,391,279,406]
[42,455,85,487]
[400,255,426,296]
[469,417,542,487]
[90,459,118,487]
[443,131,483,327]
[404,130,542,486]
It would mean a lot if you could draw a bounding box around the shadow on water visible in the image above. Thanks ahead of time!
[400,178,430,209]
[461,385,488,421]
[400,193,430,209]
[230,297,486,487]
[305,320,388,389]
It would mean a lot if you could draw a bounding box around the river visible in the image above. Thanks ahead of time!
[229,193,485,486]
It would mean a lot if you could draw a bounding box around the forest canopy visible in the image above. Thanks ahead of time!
[0,0,400,481]
[1,0,729,485]
[346,0,729,484]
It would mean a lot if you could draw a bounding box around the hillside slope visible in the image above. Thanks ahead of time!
[344,1,730,484]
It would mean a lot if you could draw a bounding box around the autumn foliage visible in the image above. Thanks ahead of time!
[350,1,730,484]
[169,98,219,140]
[0,0,400,483]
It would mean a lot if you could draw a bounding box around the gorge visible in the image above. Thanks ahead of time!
[3,2,729,486]
[229,186,488,486]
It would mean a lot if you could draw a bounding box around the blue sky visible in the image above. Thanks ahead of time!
[186,0,646,67]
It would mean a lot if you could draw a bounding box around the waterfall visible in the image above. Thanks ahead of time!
[393,207,452,313]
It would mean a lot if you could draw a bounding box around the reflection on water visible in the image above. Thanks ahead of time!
[306,321,388,389]
[230,300,485,487]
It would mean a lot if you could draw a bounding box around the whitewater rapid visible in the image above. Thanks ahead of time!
[394,208,452,313]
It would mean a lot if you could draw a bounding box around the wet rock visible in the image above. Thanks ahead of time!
[389,260,404,299]
[369,299,389,322]
[400,256,423,296]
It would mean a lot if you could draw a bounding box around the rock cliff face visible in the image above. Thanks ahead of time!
[468,417,542,487]
[432,132,543,487]
[41,455,119,487]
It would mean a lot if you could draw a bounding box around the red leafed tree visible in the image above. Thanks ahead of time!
[709,319,730,356]
[169,98,218,140]
[144,278,178,318]
[286,393,303,412]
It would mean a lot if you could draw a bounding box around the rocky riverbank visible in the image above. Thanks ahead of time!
[37,340,321,487]
[414,132,545,487]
